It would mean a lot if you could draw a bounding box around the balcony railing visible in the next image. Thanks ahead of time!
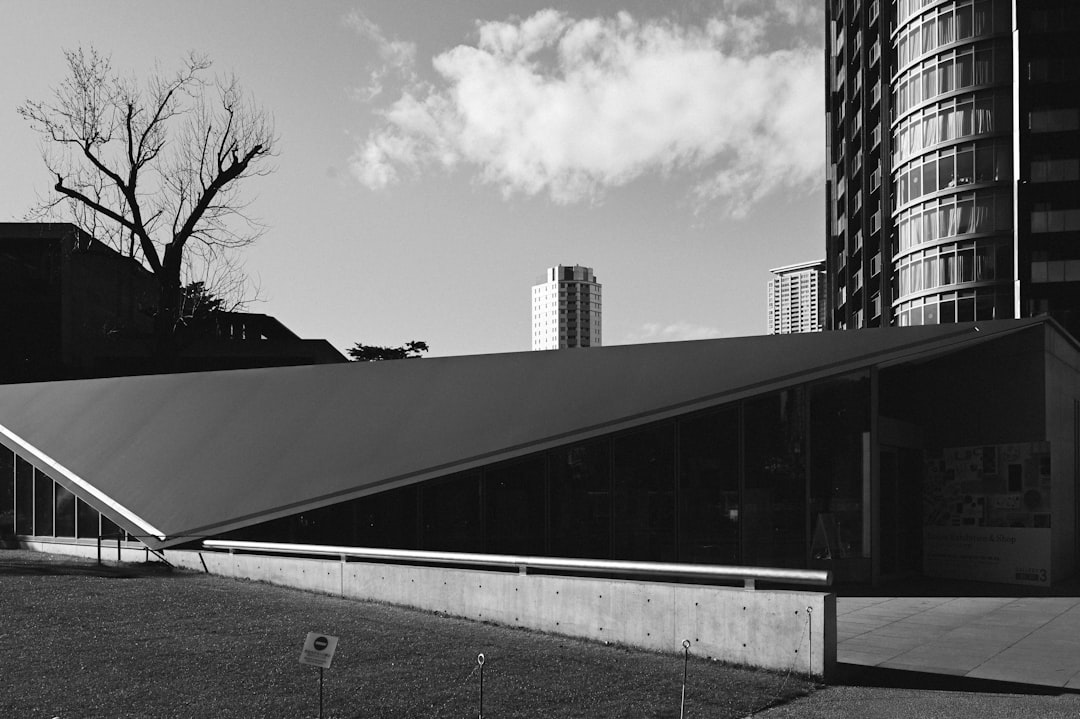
[202,540,833,589]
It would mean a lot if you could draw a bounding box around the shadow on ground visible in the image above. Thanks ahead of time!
[832,662,1080,696]
[0,549,175,579]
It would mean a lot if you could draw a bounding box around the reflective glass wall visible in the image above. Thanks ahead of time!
[0,375,871,574]
[890,0,1015,327]
[222,375,870,572]
[0,444,118,540]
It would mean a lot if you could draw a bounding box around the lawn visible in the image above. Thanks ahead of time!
[0,549,817,718]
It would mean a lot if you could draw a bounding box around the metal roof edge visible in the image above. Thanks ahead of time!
[0,423,166,543]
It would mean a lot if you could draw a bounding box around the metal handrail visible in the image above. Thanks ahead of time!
[201,539,832,589]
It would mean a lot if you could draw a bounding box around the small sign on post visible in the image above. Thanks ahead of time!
[300,633,339,719]
[300,632,339,669]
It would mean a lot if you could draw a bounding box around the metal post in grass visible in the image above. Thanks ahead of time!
[477,652,485,719]
[680,639,690,719]
[299,633,339,719]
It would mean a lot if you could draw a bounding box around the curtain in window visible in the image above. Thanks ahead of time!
[927,112,942,145]
[974,52,992,85]
[971,202,990,232]
[973,0,991,36]
[938,13,955,45]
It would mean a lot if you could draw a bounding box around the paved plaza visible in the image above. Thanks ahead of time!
[837,592,1080,689]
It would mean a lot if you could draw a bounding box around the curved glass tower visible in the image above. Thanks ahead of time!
[890,0,1013,326]
[826,0,1080,335]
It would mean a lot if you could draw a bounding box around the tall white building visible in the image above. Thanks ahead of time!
[532,265,602,350]
[767,260,825,335]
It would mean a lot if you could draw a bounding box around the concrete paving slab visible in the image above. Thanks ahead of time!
[837,593,1080,688]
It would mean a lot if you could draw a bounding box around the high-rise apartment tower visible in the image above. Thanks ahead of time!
[825,0,1080,336]
[532,265,602,350]
[767,260,827,334]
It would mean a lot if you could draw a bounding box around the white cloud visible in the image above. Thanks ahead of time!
[344,11,418,101]
[350,9,824,217]
[620,321,728,344]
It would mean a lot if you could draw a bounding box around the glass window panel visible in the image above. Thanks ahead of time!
[974,49,992,84]
[957,198,975,233]
[940,58,954,93]
[975,145,994,182]
[958,53,974,87]
[939,151,956,188]
[809,374,869,564]
[1032,211,1048,233]
[960,245,976,281]
[354,486,419,550]
[76,497,98,539]
[938,13,955,45]
[958,293,976,321]
[421,471,481,552]
[484,456,546,555]
[940,296,957,322]
[100,514,126,541]
[613,423,676,562]
[943,251,956,284]
[977,244,996,280]
[957,147,974,184]
[294,502,354,546]
[678,407,740,564]
[957,3,973,37]
[923,65,938,98]
[54,484,76,538]
[0,446,12,537]
[15,457,32,535]
[34,468,53,536]
[923,159,938,194]
[549,439,611,559]
[975,292,996,320]
[1066,261,1080,281]
[743,391,806,568]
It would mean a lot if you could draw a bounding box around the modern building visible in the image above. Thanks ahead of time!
[0,222,345,382]
[825,0,1080,336]
[767,260,827,334]
[531,265,602,350]
[2,317,1077,588]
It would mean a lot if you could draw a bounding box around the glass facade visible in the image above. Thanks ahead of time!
[0,444,109,541]
[890,0,1014,327]
[206,379,870,573]
[0,376,872,576]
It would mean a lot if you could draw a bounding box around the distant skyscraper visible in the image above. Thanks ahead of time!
[767,260,826,334]
[532,265,602,350]
[826,0,1080,336]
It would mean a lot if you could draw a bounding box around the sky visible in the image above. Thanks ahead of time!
[0,0,826,358]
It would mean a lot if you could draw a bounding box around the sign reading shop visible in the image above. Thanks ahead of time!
[922,442,1052,586]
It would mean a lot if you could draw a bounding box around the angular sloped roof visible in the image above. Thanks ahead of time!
[0,318,1049,548]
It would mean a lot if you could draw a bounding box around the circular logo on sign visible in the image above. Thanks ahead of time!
[314,636,328,651]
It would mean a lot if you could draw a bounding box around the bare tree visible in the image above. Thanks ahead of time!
[18,47,276,363]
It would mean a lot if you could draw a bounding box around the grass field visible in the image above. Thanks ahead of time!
[0,549,817,718]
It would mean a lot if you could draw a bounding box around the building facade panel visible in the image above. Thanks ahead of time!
[828,0,1080,337]
[531,264,602,350]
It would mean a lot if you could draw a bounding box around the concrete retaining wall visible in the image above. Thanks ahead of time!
[163,548,836,679]
[18,539,835,678]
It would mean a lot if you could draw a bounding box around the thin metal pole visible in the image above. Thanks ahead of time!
[477,653,485,719]
[680,639,690,719]
[319,667,324,719]
[97,534,101,566]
